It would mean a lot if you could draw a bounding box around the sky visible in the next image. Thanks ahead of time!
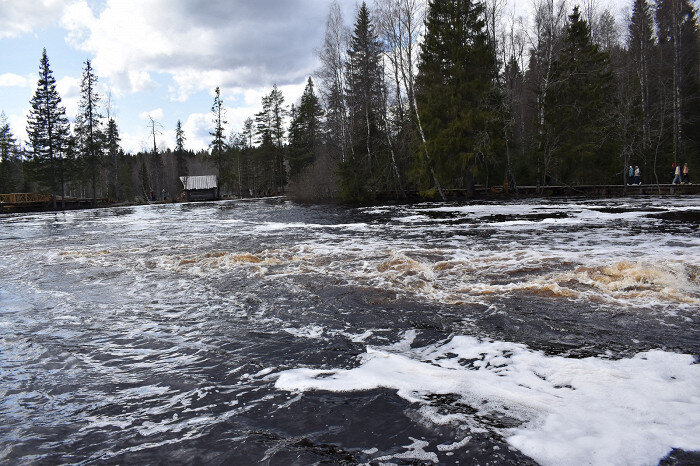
[0,0,631,153]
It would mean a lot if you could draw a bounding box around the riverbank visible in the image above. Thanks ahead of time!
[1,183,698,214]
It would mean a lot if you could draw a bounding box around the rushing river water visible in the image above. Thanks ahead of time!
[1,197,699,465]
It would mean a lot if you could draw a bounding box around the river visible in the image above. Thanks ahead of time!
[1,197,699,465]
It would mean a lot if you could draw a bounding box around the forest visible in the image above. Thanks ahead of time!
[0,0,698,204]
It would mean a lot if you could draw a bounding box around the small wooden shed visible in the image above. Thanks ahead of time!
[180,175,218,201]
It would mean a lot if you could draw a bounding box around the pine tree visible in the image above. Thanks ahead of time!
[269,85,287,193]
[546,7,618,184]
[75,59,103,206]
[254,86,287,194]
[210,86,227,197]
[255,93,275,193]
[26,49,70,209]
[288,77,324,178]
[414,0,497,195]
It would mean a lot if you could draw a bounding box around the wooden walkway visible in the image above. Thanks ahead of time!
[451,183,700,198]
[0,193,109,213]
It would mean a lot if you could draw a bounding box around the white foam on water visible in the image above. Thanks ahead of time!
[283,325,325,339]
[374,437,439,463]
[345,330,373,343]
[275,336,700,465]
[437,435,471,452]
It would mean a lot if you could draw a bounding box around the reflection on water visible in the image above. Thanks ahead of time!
[0,197,699,464]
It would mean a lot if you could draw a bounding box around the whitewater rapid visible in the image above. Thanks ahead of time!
[0,196,698,464]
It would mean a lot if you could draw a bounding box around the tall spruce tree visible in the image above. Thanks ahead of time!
[210,86,227,197]
[175,120,187,178]
[105,118,121,200]
[545,7,618,184]
[26,49,70,209]
[75,59,103,206]
[288,77,323,178]
[414,0,497,196]
[340,2,385,201]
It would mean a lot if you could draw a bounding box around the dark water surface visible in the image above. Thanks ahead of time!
[1,197,699,465]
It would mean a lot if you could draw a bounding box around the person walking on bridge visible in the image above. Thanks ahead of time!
[634,166,641,185]
[672,164,682,184]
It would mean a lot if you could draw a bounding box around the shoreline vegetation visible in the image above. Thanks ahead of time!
[0,0,698,208]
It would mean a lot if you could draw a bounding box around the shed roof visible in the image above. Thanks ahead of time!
[180,175,218,190]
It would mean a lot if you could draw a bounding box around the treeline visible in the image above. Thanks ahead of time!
[313,0,699,200]
[0,0,698,205]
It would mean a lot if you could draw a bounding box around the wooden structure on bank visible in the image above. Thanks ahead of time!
[180,175,218,201]
[465,183,700,198]
[0,193,108,213]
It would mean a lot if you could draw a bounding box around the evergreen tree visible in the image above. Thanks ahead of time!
[106,118,121,200]
[254,86,287,193]
[0,112,19,193]
[0,112,17,163]
[255,92,275,193]
[75,59,103,206]
[210,86,227,197]
[26,49,70,209]
[545,7,618,184]
[175,120,187,178]
[414,0,497,195]
[288,77,323,178]
[340,2,386,201]
[269,85,287,193]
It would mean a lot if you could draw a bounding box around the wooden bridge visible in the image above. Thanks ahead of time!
[447,183,700,199]
[0,193,108,213]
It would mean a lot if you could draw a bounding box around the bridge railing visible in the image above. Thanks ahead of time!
[0,193,53,204]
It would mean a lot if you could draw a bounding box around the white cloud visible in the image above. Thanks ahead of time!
[59,0,330,98]
[117,129,148,154]
[56,75,80,98]
[139,108,164,121]
[7,108,30,147]
[55,75,80,117]
[0,0,71,39]
[182,112,210,151]
[0,73,31,88]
